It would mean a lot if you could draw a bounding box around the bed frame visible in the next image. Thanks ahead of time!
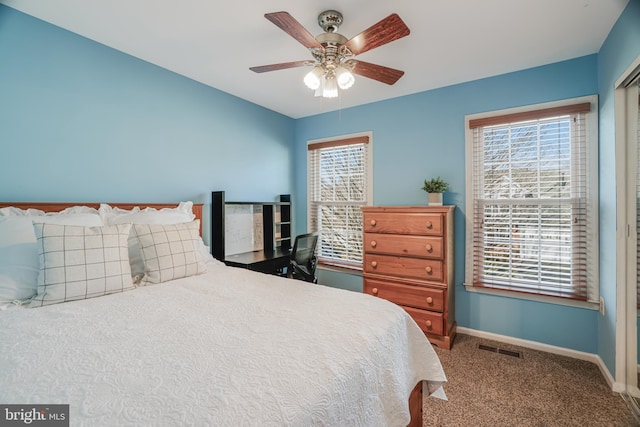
[408,382,423,427]
[0,201,423,426]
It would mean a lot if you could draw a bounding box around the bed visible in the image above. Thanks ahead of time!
[0,201,447,426]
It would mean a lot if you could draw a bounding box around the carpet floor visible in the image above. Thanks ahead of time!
[423,334,638,426]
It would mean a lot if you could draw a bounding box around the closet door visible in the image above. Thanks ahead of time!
[625,78,639,399]
[615,56,640,407]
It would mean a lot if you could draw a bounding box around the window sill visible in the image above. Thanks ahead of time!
[463,283,600,311]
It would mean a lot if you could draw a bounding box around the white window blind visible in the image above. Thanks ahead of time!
[466,100,599,302]
[307,135,372,269]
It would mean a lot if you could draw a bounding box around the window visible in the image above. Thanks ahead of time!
[465,97,598,303]
[307,133,372,270]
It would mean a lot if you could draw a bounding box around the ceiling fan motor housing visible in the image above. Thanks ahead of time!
[318,10,343,33]
[315,33,347,45]
[314,33,350,70]
[315,12,350,69]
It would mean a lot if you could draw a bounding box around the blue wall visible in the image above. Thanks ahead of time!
[2,1,640,374]
[294,0,640,373]
[0,4,295,245]
[294,55,600,354]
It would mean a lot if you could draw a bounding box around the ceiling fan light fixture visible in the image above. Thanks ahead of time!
[323,75,339,98]
[304,66,324,90]
[314,78,324,97]
[335,66,355,90]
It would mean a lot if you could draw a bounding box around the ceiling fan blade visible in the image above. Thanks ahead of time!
[344,13,410,56]
[250,60,311,73]
[265,12,323,50]
[348,60,405,85]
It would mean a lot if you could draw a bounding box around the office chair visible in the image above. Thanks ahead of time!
[287,233,318,283]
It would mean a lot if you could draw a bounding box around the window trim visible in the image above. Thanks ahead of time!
[464,95,599,308]
[307,131,373,271]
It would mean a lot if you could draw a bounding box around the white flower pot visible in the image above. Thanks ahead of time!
[428,193,443,206]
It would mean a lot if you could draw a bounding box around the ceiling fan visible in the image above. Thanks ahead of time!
[250,10,410,98]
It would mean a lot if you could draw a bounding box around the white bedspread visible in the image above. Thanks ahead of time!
[0,261,446,426]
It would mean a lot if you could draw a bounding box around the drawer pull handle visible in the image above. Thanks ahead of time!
[371,261,378,268]
[425,266,433,274]
[425,244,433,252]
[370,219,377,226]
[372,287,378,295]
[426,297,433,304]
[370,240,377,248]
[425,221,433,229]
[425,320,432,329]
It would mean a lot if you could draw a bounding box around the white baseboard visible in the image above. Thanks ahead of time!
[457,326,617,391]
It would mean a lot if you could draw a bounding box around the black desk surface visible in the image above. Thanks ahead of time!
[224,247,291,265]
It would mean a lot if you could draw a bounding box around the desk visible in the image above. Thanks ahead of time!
[224,247,291,276]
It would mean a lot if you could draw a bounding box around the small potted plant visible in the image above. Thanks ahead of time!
[422,177,449,206]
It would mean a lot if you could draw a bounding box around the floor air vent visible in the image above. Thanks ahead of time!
[477,343,523,358]
[477,344,498,352]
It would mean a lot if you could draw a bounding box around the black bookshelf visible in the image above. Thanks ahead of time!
[210,191,292,270]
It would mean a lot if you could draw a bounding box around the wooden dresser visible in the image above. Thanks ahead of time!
[361,206,455,349]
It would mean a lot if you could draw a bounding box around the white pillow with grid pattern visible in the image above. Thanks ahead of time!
[98,202,195,283]
[29,223,135,307]
[131,220,206,285]
[0,211,103,305]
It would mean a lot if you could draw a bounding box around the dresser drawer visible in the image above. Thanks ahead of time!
[364,254,444,282]
[363,212,444,236]
[364,279,444,312]
[364,233,443,259]
[403,306,444,336]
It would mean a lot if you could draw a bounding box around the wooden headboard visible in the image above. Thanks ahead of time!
[0,202,204,236]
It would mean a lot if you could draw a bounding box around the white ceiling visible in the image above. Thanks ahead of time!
[0,0,629,119]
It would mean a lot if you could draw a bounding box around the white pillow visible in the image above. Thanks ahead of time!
[0,205,99,217]
[29,223,135,308]
[131,220,206,285]
[0,210,103,303]
[0,217,42,302]
[99,202,196,282]
[32,213,103,226]
[0,207,46,216]
[99,202,195,226]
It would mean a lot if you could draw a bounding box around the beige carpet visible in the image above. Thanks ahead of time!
[423,334,638,426]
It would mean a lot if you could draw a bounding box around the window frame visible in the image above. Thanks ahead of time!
[464,95,600,309]
[306,132,373,271]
